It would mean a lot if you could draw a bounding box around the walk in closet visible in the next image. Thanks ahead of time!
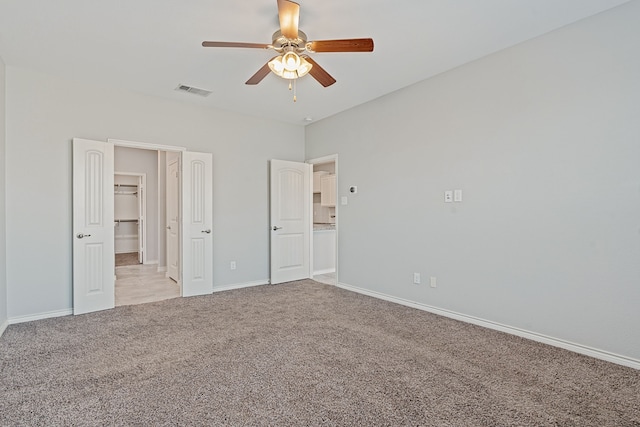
[114,174,144,264]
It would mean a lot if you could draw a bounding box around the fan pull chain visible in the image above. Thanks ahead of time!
[287,80,297,102]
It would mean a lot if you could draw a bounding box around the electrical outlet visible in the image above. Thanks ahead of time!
[444,191,453,203]
[430,276,437,288]
[230,261,236,270]
[413,273,421,284]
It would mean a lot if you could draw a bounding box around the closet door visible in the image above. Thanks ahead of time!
[72,138,115,315]
[181,151,213,296]
[269,159,311,284]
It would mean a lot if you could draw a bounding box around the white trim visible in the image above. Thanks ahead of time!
[313,268,336,275]
[8,309,73,325]
[143,259,159,265]
[0,319,8,337]
[307,154,338,165]
[306,154,339,286]
[157,266,167,273]
[108,138,186,152]
[213,280,269,293]
[336,281,640,371]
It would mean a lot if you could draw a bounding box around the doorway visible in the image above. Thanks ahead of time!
[308,155,338,286]
[268,155,339,286]
[113,148,179,306]
[72,138,214,315]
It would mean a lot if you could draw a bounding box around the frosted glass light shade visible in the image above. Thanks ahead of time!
[268,54,313,80]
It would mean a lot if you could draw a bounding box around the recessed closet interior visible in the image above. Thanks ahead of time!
[113,146,180,305]
[114,147,159,265]
[114,173,144,264]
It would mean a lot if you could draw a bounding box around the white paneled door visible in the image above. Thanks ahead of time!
[270,159,311,284]
[166,158,180,282]
[72,138,115,315]
[182,151,213,296]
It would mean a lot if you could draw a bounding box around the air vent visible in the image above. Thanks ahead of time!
[175,84,212,97]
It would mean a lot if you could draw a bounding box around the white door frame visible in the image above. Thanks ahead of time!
[109,139,190,296]
[307,154,339,285]
[110,139,187,277]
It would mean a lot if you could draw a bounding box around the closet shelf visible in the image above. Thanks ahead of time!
[114,184,138,195]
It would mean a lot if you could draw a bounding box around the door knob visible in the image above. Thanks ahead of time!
[166,226,171,230]
[76,233,91,239]
[272,226,283,231]
[201,229,212,234]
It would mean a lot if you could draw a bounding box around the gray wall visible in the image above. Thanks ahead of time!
[306,2,640,361]
[5,67,304,318]
[115,147,159,262]
[0,56,7,329]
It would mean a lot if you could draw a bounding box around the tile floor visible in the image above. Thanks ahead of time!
[115,264,334,307]
[115,263,180,307]
[313,272,336,285]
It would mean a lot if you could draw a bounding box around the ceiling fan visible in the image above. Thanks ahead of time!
[202,0,374,89]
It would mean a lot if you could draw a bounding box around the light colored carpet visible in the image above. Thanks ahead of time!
[1,280,638,426]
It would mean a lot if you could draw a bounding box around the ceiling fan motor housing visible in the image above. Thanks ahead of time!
[272,30,308,53]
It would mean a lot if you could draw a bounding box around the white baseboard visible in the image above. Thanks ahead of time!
[0,319,8,337]
[8,308,73,325]
[313,268,336,276]
[336,281,640,371]
[213,280,269,293]
[157,266,167,273]
[144,259,158,265]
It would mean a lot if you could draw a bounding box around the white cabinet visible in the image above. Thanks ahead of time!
[320,174,336,207]
[313,229,336,274]
[313,171,329,193]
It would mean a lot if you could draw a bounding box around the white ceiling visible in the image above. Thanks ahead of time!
[0,0,629,126]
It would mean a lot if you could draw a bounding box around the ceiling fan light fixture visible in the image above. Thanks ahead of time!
[297,56,312,77]
[268,56,285,74]
[268,53,312,80]
[282,51,301,71]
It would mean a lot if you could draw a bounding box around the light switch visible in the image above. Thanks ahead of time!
[444,191,453,203]
[341,196,348,205]
[454,189,463,202]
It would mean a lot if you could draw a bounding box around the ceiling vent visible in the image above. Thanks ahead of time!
[175,84,212,97]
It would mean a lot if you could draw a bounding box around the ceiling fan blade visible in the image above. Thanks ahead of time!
[202,41,270,49]
[278,0,299,40]
[307,38,374,53]
[245,57,278,85]
[302,56,336,87]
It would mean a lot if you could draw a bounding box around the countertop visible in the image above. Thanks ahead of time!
[313,223,336,231]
